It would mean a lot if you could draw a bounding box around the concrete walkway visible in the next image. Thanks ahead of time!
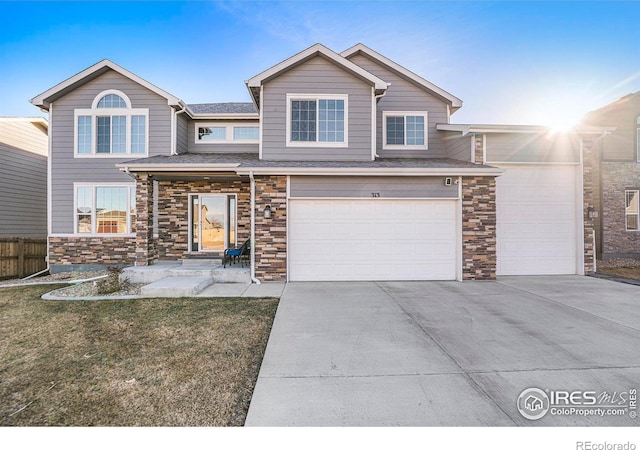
[246,276,640,426]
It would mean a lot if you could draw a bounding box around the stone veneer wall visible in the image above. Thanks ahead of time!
[600,160,640,258]
[49,236,136,266]
[135,173,157,266]
[254,175,287,282]
[155,179,251,260]
[462,176,496,280]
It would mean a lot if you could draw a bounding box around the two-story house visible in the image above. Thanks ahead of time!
[582,93,640,261]
[30,43,600,281]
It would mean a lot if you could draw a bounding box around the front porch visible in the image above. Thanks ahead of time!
[132,170,287,283]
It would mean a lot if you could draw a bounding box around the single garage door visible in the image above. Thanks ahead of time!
[496,165,578,275]
[288,199,458,281]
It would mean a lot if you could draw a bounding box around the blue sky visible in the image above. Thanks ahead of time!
[1,0,639,125]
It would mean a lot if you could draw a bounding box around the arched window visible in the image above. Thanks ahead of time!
[75,90,148,156]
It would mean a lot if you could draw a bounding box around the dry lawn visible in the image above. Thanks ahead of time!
[0,285,278,426]
[597,266,640,281]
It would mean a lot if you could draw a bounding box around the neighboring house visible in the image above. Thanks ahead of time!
[582,93,640,260]
[30,43,603,280]
[0,117,48,238]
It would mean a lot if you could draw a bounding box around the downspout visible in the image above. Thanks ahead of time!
[249,171,261,284]
[171,103,187,156]
[372,87,389,159]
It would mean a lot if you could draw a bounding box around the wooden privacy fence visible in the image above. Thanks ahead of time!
[0,238,47,280]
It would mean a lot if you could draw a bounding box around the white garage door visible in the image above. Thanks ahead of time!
[496,165,578,275]
[288,199,458,281]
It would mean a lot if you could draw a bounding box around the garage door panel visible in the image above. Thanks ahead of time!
[289,199,458,281]
[496,165,577,276]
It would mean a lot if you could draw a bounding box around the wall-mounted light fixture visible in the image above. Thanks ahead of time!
[264,204,272,219]
[587,206,598,219]
[444,177,452,186]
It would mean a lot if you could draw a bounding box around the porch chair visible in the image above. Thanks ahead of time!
[223,239,250,268]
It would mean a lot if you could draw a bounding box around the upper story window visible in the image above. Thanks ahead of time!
[74,90,148,157]
[195,123,259,143]
[626,190,639,231]
[286,94,348,147]
[382,111,428,150]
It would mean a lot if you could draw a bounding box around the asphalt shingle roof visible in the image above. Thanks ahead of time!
[122,152,497,170]
[188,103,257,115]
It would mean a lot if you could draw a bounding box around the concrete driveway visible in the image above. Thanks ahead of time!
[245,276,640,426]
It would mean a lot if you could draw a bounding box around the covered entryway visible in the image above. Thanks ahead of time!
[288,199,458,281]
[496,164,579,275]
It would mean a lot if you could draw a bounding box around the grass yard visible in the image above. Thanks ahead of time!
[0,285,278,426]
[597,266,640,281]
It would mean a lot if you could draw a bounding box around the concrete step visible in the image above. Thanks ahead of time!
[121,264,180,284]
[140,276,213,298]
[182,258,222,267]
[212,266,251,283]
[167,267,214,278]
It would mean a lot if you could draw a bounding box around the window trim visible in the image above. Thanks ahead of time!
[194,122,260,144]
[625,189,639,231]
[285,93,349,148]
[73,183,136,236]
[74,90,149,158]
[382,111,428,150]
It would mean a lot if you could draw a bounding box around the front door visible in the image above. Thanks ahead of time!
[190,194,236,252]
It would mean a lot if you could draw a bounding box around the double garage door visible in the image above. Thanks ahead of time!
[289,199,458,281]
[287,167,579,281]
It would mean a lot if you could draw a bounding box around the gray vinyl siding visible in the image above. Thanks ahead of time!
[262,55,372,161]
[583,96,640,161]
[444,132,473,162]
[485,133,580,163]
[289,176,458,199]
[347,53,449,159]
[187,119,259,154]
[0,122,48,238]
[176,113,189,154]
[50,69,173,233]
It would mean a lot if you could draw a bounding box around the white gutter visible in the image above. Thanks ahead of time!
[372,86,388,159]
[116,163,241,172]
[170,103,187,155]
[236,167,505,176]
[249,171,261,284]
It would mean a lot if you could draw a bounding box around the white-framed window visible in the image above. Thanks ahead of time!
[626,190,639,231]
[195,123,260,143]
[382,111,428,150]
[286,94,348,147]
[74,90,148,157]
[75,183,136,235]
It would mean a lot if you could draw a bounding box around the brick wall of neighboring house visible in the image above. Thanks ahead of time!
[581,137,596,272]
[48,236,136,267]
[462,176,497,280]
[600,161,640,258]
[474,134,485,164]
[254,175,287,282]
[155,179,251,260]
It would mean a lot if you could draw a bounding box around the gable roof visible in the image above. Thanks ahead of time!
[30,59,184,110]
[245,43,389,109]
[583,92,640,121]
[341,43,463,112]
